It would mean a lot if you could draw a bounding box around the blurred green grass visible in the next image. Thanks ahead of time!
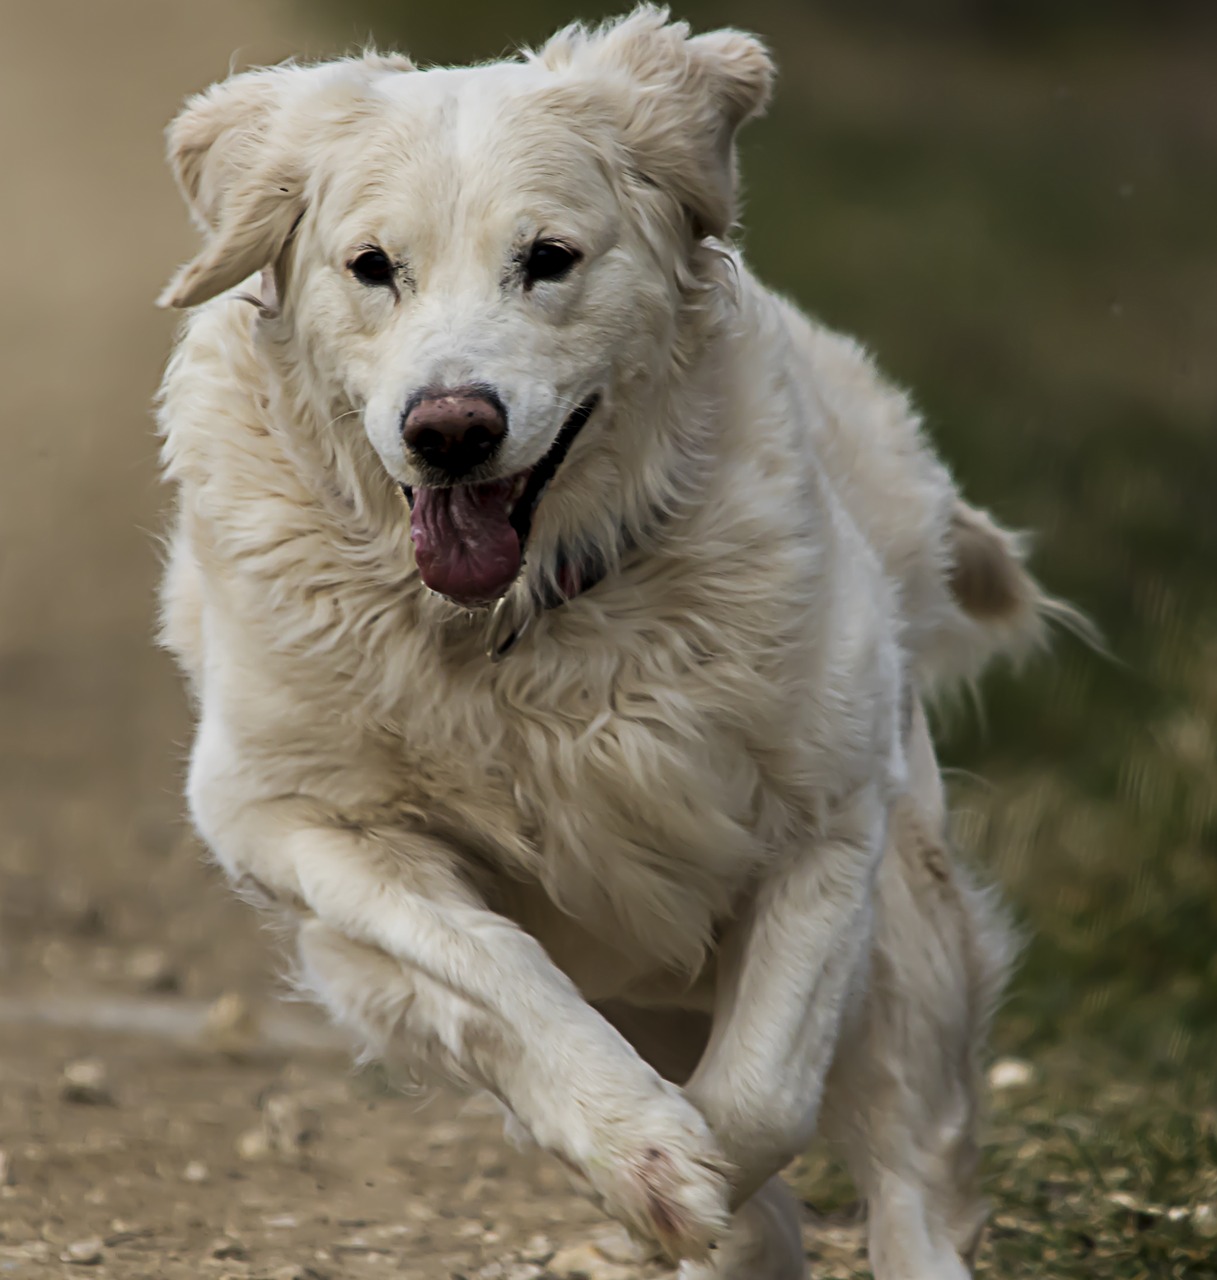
[300,0,1216,1265]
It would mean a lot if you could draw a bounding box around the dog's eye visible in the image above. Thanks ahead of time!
[348,248,395,287]
[523,240,581,285]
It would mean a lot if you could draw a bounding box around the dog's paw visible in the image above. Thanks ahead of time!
[580,1092,731,1264]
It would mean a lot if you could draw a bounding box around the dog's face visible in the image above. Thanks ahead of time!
[161,10,772,606]
[290,68,662,606]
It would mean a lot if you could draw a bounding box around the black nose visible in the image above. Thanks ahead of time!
[401,386,508,477]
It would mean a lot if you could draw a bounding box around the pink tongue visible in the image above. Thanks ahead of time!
[409,480,522,605]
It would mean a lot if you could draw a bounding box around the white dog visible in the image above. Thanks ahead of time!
[157,11,1048,1277]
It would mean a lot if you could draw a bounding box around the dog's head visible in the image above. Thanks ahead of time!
[161,8,772,608]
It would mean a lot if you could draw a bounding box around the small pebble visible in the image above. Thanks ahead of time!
[987,1057,1036,1090]
[124,946,180,992]
[503,1264,545,1280]
[202,991,260,1055]
[103,1223,151,1247]
[1109,1190,1164,1218]
[547,1242,634,1280]
[59,1059,114,1106]
[210,1236,247,1259]
[263,1091,321,1155]
[60,1238,104,1265]
[237,1127,272,1161]
[1195,1203,1217,1237]
[182,1159,210,1183]
[333,1237,391,1259]
[520,1233,553,1262]
[479,1263,542,1280]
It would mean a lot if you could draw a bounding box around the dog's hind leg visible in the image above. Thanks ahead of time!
[818,703,1014,1280]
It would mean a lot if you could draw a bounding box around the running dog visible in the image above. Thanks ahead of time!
[157,11,1048,1276]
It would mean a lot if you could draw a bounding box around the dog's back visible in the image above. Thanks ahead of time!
[765,287,1049,690]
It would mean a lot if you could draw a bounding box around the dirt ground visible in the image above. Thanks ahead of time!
[0,4,859,1277]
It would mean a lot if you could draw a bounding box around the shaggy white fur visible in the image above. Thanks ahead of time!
[157,10,1043,1277]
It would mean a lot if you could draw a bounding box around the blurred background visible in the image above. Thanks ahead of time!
[1,1,1213,1276]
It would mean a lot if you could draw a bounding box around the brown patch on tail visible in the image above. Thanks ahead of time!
[947,501,1032,622]
[927,500,1093,692]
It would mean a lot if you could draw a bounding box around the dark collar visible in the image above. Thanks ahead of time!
[485,545,612,662]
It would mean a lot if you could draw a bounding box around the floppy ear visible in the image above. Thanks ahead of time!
[158,64,305,309]
[540,7,774,239]
[159,52,413,310]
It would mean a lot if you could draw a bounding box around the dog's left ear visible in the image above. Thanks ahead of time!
[541,7,774,239]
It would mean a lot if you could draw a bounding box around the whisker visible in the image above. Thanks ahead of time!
[326,407,363,430]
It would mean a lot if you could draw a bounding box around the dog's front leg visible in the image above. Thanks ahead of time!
[685,785,886,1204]
[194,787,729,1263]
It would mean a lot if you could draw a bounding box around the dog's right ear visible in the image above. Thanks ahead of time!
[159,64,305,309]
[159,53,413,310]
[168,68,285,236]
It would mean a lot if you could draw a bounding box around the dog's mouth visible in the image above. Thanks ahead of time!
[402,395,599,607]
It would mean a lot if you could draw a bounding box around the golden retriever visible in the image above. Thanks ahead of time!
[157,10,1049,1276]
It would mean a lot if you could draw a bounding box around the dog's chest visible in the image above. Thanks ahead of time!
[386,628,776,970]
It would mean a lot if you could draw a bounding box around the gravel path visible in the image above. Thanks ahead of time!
[0,1006,673,1280]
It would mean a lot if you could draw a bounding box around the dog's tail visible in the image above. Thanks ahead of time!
[914,499,1096,696]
